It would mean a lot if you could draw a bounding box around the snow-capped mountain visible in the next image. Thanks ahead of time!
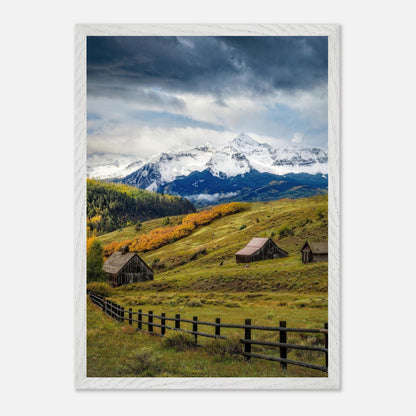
[120,133,328,191]
[88,134,328,204]
[122,145,216,191]
[87,153,144,180]
[206,149,252,178]
[228,133,328,175]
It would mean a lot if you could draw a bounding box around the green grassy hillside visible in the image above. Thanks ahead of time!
[87,298,326,378]
[97,194,328,294]
[89,195,328,377]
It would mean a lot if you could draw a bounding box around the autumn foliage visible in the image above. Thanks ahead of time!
[87,179,195,235]
[103,202,246,257]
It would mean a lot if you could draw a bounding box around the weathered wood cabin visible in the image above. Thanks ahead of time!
[103,245,154,287]
[235,237,288,264]
[300,241,328,263]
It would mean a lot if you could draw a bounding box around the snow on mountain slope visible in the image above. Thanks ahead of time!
[87,153,144,179]
[226,133,328,175]
[156,147,215,183]
[92,133,328,192]
[227,133,276,174]
[122,146,215,190]
[271,146,328,174]
[206,146,252,178]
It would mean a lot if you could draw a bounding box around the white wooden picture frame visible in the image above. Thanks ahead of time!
[75,23,340,389]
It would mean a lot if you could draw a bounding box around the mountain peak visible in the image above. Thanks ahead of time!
[232,132,259,146]
[167,143,193,153]
[90,132,328,188]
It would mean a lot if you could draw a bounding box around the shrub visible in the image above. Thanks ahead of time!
[316,208,326,220]
[87,282,113,297]
[239,224,247,231]
[122,325,136,335]
[152,261,166,270]
[205,336,242,360]
[297,218,313,227]
[277,224,295,238]
[123,348,164,376]
[189,247,207,261]
[162,332,197,351]
[151,257,160,267]
[224,301,240,308]
[185,300,203,307]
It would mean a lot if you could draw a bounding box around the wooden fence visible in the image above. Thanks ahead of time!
[88,291,328,373]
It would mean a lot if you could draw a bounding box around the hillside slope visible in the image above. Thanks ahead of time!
[97,195,328,293]
[87,179,195,234]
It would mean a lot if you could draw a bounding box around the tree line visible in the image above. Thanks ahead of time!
[87,179,196,235]
[103,202,247,257]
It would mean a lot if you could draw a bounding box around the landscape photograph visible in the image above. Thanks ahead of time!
[85,35,329,378]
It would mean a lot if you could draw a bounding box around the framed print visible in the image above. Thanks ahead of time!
[75,24,340,389]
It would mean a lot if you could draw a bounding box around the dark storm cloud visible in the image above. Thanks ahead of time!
[87,36,327,98]
[219,36,328,91]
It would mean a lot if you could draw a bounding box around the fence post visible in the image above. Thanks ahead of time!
[103,299,107,314]
[120,306,124,322]
[128,308,132,325]
[138,309,142,330]
[148,311,153,333]
[215,318,221,337]
[193,316,198,344]
[324,322,328,369]
[280,321,287,369]
[175,314,180,330]
[161,313,166,336]
[244,319,251,360]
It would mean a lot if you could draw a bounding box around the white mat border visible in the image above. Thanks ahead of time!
[74,24,340,390]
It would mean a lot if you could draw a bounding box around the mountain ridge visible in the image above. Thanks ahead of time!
[88,133,328,205]
[118,133,327,190]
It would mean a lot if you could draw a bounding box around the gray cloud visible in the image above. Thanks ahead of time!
[87,36,327,99]
[86,36,328,155]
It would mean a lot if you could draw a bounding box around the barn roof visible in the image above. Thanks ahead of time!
[235,237,271,256]
[301,241,328,254]
[103,251,137,275]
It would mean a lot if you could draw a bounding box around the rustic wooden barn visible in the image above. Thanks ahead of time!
[300,241,328,263]
[235,237,288,264]
[103,245,154,286]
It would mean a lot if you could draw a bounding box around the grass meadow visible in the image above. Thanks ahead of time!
[88,194,328,377]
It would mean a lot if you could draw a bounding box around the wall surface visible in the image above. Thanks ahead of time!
[2,1,416,416]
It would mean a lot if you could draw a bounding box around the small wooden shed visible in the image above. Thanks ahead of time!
[300,241,328,263]
[235,237,288,264]
[103,245,154,286]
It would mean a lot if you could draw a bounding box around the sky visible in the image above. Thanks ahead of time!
[87,36,328,158]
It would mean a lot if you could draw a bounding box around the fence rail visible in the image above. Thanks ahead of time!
[88,291,328,373]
